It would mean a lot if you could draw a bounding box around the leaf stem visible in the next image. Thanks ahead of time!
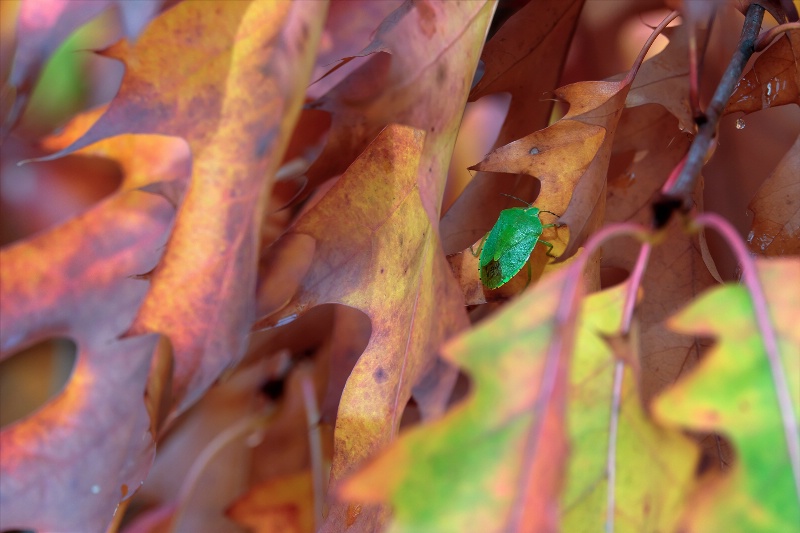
[300,364,325,529]
[508,223,651,531]
[664,4,765,210]
[167,409,273,533]
[693,212,800,506]
[755,22,800,51]
[606,243,652,533]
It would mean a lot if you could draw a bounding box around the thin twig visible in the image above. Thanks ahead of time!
[300,366,325,529]
[694,212,800,506]
[665,4,765,209]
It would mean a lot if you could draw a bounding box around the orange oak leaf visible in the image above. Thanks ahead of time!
[726,30,800,115]
[468,15,677,259]
[227,471,315,533]
[256,125,469,531]
[40,1,328,417]
[0,188,172,531]
[441,0,584,253]
[747,134,800,255]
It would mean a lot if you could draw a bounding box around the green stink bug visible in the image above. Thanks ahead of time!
[472,196,558,290]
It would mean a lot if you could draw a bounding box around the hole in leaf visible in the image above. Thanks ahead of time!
[0,337,77,428]
[0,150,123,246]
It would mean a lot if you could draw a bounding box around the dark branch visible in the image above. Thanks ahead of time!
[661,4,765,214]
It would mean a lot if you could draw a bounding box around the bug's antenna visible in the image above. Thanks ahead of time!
[500,193,532,207]
[500,194,561,219]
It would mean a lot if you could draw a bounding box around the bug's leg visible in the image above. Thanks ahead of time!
[541,239,556,259]
[523,260,532,289]
[470,232,488,257]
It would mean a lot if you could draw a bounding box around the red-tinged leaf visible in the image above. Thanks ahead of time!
[339,267,577,533]
[441,0,584,253]
[652,258,800,532]
[308,0,402,97]
[0,190,173,531]
[257,125,469,531]
[726,30,800,114]
[43,1,328,416]
[306,0,496,214]
[561,284,699,532]
[747,135,800,255]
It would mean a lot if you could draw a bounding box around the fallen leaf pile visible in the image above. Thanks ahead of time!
[1,1,798,532]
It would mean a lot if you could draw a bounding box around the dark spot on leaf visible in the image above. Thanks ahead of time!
[436,64,447,84]
[255,131,276,159]
[373,367,388,383]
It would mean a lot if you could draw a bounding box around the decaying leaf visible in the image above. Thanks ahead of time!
[747,134,800,255]
[726,30,800,115]
[0,188,172,531]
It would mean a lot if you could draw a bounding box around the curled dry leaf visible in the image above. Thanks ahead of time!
[747,134,800,255]
[726,30,800,115]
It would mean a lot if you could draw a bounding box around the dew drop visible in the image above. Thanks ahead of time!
[91,484,101,494]
[529,147,540,155]
[735,118,745,130]
[275,314,298,327]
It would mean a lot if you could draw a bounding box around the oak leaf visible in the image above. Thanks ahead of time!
[652,258,800,532]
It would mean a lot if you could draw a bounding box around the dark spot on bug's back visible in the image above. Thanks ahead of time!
[373,367,388,383]
[485,259,501,279]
